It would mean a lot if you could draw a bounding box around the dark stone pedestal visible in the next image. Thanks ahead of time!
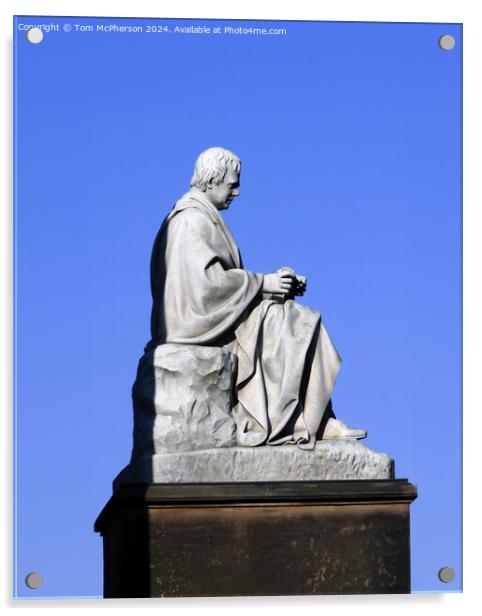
[94,480,417,598]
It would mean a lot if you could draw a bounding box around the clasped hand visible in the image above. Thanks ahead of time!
[262,267,307,297]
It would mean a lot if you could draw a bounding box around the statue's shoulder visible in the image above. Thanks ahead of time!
[167,197,216,228]
[161,203,214,245]
[169,203,212,224]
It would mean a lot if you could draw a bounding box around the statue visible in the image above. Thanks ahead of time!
[111,146,395,487]
[145,147,366,450]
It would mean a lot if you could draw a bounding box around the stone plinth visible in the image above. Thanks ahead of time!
[114,440,393,490]
[131,344,237,456]
[95,480,417,598]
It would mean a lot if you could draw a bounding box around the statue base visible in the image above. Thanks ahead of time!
[94,480,417,597]
[113,441,394,489]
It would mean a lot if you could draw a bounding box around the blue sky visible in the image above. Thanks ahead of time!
[14,16,461,597]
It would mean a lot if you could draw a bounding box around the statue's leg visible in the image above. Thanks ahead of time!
[292,323,341,447]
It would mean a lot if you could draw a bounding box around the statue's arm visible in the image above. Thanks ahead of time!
[168,210,263,315]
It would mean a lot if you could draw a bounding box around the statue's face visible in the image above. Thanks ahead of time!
[205,168,240,210]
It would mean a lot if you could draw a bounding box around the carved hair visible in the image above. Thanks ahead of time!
[190,147,241,191]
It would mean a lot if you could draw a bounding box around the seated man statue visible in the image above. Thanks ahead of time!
[147,147,366,449]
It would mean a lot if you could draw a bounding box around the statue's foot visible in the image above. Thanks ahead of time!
[321,417,367,440]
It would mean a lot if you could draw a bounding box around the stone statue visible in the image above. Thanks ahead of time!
[114,147,392,487]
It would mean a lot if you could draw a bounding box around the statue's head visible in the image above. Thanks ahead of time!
[190,147,241,210]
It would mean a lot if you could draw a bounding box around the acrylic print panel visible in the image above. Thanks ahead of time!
[14,15,461,597]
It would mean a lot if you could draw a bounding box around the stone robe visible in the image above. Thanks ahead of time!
[148,188,341,449]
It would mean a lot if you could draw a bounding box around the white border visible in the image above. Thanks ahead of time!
[2,1,480,614]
